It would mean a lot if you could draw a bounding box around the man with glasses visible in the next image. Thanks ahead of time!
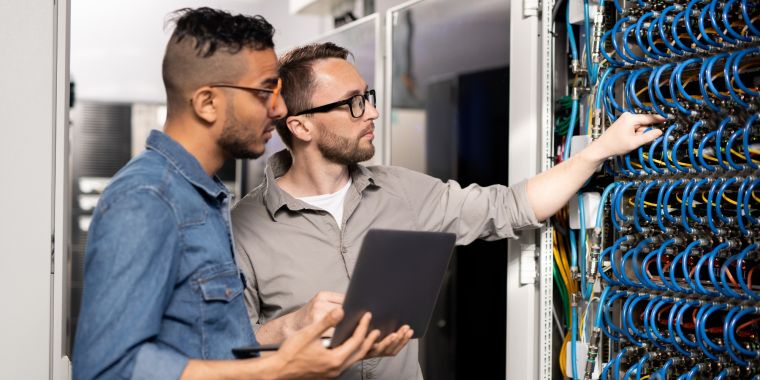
[231,42,663,379]
[73,10,382,380]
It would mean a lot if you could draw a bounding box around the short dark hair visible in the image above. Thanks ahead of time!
[162,8,275,114]
[275,42,352,148]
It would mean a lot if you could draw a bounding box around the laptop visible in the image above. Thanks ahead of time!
[232,229,456,358]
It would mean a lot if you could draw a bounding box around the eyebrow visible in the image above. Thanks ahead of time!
[259,76,280,88]
[340,85,369,98]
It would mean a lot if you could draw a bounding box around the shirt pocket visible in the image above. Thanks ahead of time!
[195,263,244,330]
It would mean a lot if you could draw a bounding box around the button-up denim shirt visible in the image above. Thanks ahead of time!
[73,130,257,380]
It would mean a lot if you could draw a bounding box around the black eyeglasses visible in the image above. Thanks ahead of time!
[295,89,376,118]
[208,78,282,108]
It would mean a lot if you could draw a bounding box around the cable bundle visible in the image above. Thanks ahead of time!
[561,0,760,378]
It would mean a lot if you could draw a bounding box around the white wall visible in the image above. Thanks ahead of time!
[71,0,331,104]
[0,1,58,378]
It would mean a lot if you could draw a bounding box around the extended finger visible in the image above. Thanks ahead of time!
[345,329,380,366]
[331,312,372,358]
[300,308,344,344]
[390,328,414,356]
[630,113,666,126]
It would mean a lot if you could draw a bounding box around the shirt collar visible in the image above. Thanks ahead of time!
[262,149,378,219]
[146,130,229,200]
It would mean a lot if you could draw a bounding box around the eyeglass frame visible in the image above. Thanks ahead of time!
[207,78,282,109]
[294,89,376,118]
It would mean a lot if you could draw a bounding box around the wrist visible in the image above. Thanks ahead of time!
[579,140,609,165]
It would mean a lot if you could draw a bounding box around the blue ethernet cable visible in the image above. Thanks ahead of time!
[606,71,630,117]
[635,12,660,60]
[599,246,619,285]
[633,353,651,380]
[598,182,620,228]
[637,181,657,224]
[622,23,647,64]
[740,0,760,36]
[614,182,635,227]
[693,243,724,296]
[680,239,704,291]
[653,65,679,110]
[668,240,699,293]
[743,114,759,170]
[671,134,692,173]
[732,49,760,97]
[705,179,723,235]
[705,54,732,103]
[698,130,718,172]
[723,306,749,366]
[649,137,667,175]
[571,304,579,380]
[715,177,738,224]
[737,177,752,236]
[642,296,668,349]
[646,16,670,59]
[699,304,728,353]
[723,52,751,108]
[621,294,647,343]
[626,68,652,111]
[669,64,694,116]
[612,17,638,65]
[686,178,709,226]
[743,178,759,225]
[727,307,760,358]
[624,294,650,339]
[671,10,698,54]
[720,253,748,299]
[583,0,596,81]
[709,0,737,44]
[715,117,734,171]
[663,179,684,223]
[684,0,711,50]
[695,303,724,360]
[658,6,685,56]
[674,300,700,349]
[726,129,747,171]
[601,30,624,67]
[623,238,653,286]
[707,243,736,298]
[698,1,723,48]
[641,244,667,290]
[656,239,681,292]
[662,124,681,174]
[687,120,706,172]
[674,59,704,107]
[735,243,759,300]
[722,0,753,42]
[698,58,723,113]
[632,184,647,233]
[667,300,694,356]
[649,297,675,345]
[566,0,578,62]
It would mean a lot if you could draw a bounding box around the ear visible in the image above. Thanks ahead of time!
[190,87,221,124]
[286,115,314,143]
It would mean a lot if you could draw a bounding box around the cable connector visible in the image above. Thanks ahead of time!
[587,228,602,283]
[583,327,602,380]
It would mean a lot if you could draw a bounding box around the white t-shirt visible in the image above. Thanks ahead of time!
[296,178,352,228]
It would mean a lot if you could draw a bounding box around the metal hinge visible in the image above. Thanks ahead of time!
[51,234,55,274]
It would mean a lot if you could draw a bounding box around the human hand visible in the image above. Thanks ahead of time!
[273,309,380,380]
[365,325,414,358]
[585,112,665,161]
[289,291,344,335]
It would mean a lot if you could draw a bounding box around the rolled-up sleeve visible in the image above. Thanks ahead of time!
[72,189,187,380]
[395,167,542,245]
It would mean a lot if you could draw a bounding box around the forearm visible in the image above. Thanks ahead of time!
[526,143,607,221]
[181,356,283,380]
[255,314,298,344]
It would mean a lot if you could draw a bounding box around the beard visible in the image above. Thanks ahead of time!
[317,125,375,165]
[218,103,266,160]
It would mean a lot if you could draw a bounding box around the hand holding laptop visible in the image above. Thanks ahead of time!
[290,291,414,358]
[267,309,379,379]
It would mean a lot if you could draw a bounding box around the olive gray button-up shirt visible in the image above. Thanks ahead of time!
[232,150,541,380]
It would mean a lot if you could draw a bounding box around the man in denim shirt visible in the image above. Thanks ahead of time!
[73,8,380,380]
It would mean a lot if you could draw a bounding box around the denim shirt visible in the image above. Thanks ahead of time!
[73,130,257,380]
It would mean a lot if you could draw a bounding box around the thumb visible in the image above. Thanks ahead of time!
[300,308,343,341]
[635,128,662,146]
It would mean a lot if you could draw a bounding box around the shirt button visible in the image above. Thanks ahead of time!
[341,247,347,254]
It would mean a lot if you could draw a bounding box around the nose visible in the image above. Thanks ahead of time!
[269,94,288,120]
[364,100,380,121]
